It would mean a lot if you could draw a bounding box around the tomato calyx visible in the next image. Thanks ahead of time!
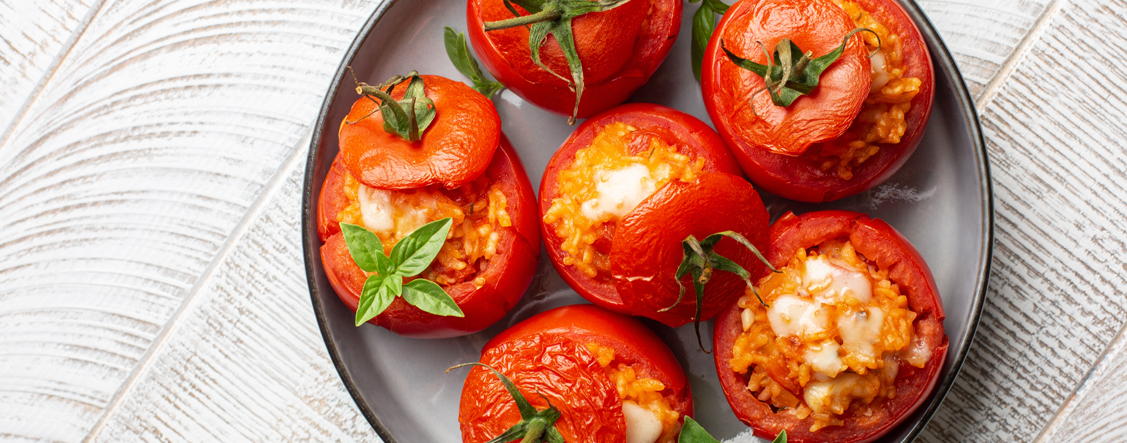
[667,230,776,353]
[449,362,566,443]
[483,0,634,124]
[721,28,879,109]
[345,69,436,142]
[340,218,465,326]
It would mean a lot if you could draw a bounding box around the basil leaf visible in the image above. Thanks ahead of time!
[691,2,716,81]
[390,218,453,277]
[678,417,721,443]
[402,279,464,317]
[355,274,395,326]
[443,27,507,98]
[772,430,788,443]
[340,223,389,274]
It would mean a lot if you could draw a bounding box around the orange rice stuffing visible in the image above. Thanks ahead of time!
[586,343,682,443]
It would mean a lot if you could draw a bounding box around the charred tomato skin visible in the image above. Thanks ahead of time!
[713,210,947,443]
[538,103,768,326]
[318,137,540,338]
[702,0,935,203]
[460,304,693,443]
[467,0,682,118]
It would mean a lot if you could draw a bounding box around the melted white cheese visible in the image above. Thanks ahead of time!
[622,400,663,443]
[357,185,395,234]
[580,164,656,222]
[803,373,879,416]
[838,307,887,360]
[802,255,872,305]
[358,184,432,238]
[870,50,891,93]
[767,294,830,338]
[804,341,846,378]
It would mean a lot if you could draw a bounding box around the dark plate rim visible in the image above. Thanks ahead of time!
[300,1,994,441]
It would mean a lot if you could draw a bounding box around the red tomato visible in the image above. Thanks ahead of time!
[460,304,693,443]
[318,137,540,338]
[538,103,769,327]
[466,0,681,118]
[713,210,948,443]
[338,74,500,190]
[702,0,935,202]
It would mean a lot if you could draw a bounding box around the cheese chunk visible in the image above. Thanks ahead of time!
[804,341,847,378]
[803,255,872,305]
[622,400,663,443]
[357,185,395,234]
[803,373,880,416]
[580,164,657,222]
[838,307,887,361]
[870,50,891,92]
[767,294,830,338]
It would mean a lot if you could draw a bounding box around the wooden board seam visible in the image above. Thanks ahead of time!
[0,0,107,152]
[976,0,1065,109]
[81,128,315,442]
[1034,317,1127,442]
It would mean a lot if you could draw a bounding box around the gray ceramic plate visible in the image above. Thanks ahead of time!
[302,1,992,441]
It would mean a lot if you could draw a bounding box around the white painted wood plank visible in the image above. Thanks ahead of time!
[87,149,379,443]
[0,0,97,134]
[1038,325,1127,442]
[916,0,1056,99]
[917,0,1127,441]
[0,0,380,440]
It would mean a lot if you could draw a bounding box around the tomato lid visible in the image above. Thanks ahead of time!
[339,74,500,189]
[712,0,870,156]
[610,172,770,327]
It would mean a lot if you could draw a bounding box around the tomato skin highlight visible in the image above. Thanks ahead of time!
[538,104,762,326]
[611,172,770,327]
[319,137,540,338]
[461,305,693,443]
[466,0,682,118]
[713,210,948,443]
[338,75,500,190]
[702,0,935,203]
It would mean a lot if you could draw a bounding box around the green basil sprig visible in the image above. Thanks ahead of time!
[722,28,879,108]
[444,27,506,99]
[347,71,436,142]
[340,218,464,326]
[666,230,776,352]
[679,416,787,443]
[483,0,634,124]
[689,0,730,81]
[448,362,565,443]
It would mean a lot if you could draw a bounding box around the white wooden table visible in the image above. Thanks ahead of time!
[1,0,1125,441]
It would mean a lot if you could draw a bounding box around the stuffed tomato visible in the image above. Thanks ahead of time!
[318,73,540,338]
[459,304,692,443]
[538,103,770,327]
[714,210,947,442]
[702,0,934,203]
[467,0,681,121]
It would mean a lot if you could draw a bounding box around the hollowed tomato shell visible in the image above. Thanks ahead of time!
[338,75,500,190]
[703,0,934,203]
[318,136,539,338]
[713,210,948,443]
[467,0,681,118]
[538,103,760,327]
[460,304,693,443]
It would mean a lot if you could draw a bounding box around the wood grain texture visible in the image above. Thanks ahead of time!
[1039,325,1127,442]
[0,0,98,135]
[917,0,1127,441]
[88,151,379,443]
[916,0,1056,100]
[0,0,379,441]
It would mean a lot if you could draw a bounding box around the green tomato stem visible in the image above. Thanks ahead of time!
[484,8,562,31]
